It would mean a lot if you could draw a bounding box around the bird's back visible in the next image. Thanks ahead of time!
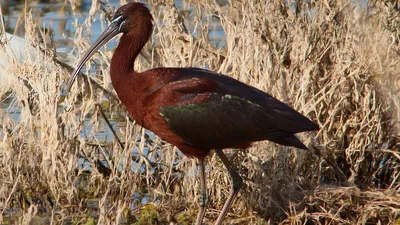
[141,67,318,152]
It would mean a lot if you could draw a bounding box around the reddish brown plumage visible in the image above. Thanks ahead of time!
[68,2,318,159]
[67,3,319,223]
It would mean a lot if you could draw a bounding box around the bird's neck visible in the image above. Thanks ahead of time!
[109,27,152,106]
[110,22,152,84]
[111,34,142,79]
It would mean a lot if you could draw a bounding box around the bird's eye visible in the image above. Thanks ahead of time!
[119,21,126,32]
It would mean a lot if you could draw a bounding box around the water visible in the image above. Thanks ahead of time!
[1,0,227,48]
[0,0,226,143]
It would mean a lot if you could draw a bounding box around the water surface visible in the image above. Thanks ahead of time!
[0,0,226,142]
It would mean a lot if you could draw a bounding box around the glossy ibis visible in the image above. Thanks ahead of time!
[67,3,319,224]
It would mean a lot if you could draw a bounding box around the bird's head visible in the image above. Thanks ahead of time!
[66,3,152,91]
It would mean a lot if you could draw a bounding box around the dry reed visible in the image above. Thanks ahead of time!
[0,0,399,224]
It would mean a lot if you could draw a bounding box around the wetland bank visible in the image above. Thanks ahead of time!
[0,0,399,224]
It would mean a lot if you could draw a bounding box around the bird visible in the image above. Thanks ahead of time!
[67,3,319,225]
[0,32,76,76]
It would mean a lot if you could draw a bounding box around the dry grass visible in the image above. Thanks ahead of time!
[0,0,399,224]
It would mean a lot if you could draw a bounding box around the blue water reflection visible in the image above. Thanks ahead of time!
[0,0,226,144]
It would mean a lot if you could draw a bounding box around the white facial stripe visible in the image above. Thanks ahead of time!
[112,15,123,23]
[119,21,126,30]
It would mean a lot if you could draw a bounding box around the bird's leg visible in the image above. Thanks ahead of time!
[195,159,208,225]
[214,149,243,225]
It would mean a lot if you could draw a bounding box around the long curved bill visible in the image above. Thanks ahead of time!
[66,22,121,92]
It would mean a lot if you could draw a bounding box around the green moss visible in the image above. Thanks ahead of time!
[100,99,110,109]
[83,217,95,225]
[133,204,160,225]
[175,208,197,225]
[2,219,11,225]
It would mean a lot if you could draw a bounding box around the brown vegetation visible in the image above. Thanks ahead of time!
[0,0,399,224]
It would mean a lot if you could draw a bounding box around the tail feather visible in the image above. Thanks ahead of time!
[269,134,308,150]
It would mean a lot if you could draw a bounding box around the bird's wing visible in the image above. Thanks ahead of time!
[153,68,318,150]
[168,68,318,132]
[160,91,286,150]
